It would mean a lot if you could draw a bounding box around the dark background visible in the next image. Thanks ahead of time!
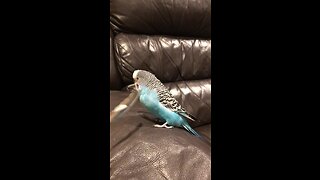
[2,0,317,179]
[213,1,318,179]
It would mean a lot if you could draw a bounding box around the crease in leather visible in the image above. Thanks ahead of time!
[110,28,123,90]
[114,33,211,86]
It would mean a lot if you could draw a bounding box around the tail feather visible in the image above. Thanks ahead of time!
[182,123,211,145]
[182,124,201,137]
[178,112,197,122]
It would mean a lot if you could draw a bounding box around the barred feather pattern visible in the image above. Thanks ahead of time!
[137,70,187,114]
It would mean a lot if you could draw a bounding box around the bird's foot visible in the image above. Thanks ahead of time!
[153,124,162,128]
[164,125,174,129]
[153,122,174,129]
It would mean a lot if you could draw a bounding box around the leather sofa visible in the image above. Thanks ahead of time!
[110,0,211,179]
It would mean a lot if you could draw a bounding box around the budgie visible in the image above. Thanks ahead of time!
[132,70,201,137]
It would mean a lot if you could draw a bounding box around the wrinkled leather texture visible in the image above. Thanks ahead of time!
[110,28,123,90]
[114,33,211,85]
[110,91,211,180]
[110,0,211,38]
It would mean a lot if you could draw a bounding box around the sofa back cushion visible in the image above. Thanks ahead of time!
[110,0,211,38]
[114,33,211,86]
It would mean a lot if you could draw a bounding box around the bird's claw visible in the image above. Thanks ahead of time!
[153,124,163,128]
[165,125,174,129]
[153,123,174,129]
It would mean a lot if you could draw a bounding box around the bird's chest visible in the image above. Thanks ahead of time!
[139,90,160,111]
[139,90,182,126]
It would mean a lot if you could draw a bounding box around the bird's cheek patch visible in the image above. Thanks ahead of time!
[135,83,140,90]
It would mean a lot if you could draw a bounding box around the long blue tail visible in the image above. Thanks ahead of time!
[182,123,201,137]
[182,123,211,145]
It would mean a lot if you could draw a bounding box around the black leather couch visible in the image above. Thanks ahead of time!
[110,0,211,179]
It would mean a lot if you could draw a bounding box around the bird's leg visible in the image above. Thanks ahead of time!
[153,122,174,129]
[153,122,167,128]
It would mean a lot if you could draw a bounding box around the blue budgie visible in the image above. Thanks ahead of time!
[133,70,201,137]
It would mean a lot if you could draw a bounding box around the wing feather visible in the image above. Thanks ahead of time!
[157,89,197,121]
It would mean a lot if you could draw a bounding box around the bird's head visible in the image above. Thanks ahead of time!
[132,70,143,91]
[132,70,154,91]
